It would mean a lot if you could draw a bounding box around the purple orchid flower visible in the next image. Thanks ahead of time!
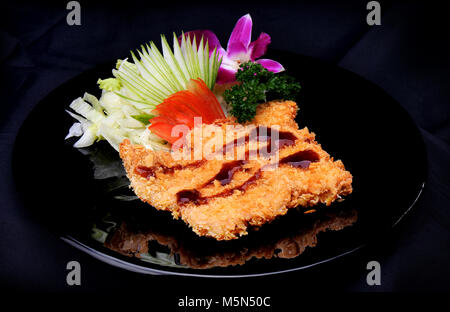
[183,14,284,84]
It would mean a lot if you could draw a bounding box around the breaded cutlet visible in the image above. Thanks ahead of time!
[119,101,353,240]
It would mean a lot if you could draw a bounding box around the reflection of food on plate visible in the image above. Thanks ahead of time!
[104,208,357,269]
[120,101,353,240]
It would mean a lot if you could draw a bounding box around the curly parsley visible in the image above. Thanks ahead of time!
[223,62,301,123]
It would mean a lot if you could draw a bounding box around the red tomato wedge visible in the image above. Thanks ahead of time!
[148,78,225,144]
[148,122,184,144]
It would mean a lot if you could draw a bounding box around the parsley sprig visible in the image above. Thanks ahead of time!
[223,62,301,123]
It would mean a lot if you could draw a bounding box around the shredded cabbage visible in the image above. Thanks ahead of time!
[66,91,168,151]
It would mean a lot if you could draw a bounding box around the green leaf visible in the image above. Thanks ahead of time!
[131,114,154,125]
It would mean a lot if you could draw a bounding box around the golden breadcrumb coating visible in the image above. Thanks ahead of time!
[119,101,353,240]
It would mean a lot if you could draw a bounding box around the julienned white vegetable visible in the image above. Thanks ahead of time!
[66,32,221,152]
[66,92,169,152]
[113,33,220,109]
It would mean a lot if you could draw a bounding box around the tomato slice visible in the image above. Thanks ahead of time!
[187,79,225,120]
[149,78,225,144]
[153,100,199,128]
[149,116,177,126]
[148,122,183,144]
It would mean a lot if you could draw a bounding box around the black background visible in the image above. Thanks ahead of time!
[1,0,449,300]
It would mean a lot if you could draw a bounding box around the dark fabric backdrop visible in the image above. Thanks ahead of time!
[1,0,449,297]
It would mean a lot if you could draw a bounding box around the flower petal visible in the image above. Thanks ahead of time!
[215,47,228,61]
[216,65,237,84]
[227,14,253,53]
[249,32,271,60]
[255,59,285,73]
[226,42,249,58]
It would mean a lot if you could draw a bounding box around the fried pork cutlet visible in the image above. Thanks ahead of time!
[119,101,353,240]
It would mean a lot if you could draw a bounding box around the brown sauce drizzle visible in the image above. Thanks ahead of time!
[136,127,298,181]
[177,169,262,206]
[204,160,248,186]
[259,127,298,151]
[176,150,320,206]
[279,150,320,169]
[216,126,297,158]
[176,189,201,205]
[135,166,156,179]
[135,160,205,179]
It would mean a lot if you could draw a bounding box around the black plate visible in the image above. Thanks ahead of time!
[12,50,426,277]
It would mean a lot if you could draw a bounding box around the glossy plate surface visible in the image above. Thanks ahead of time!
[12,50,426,277]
